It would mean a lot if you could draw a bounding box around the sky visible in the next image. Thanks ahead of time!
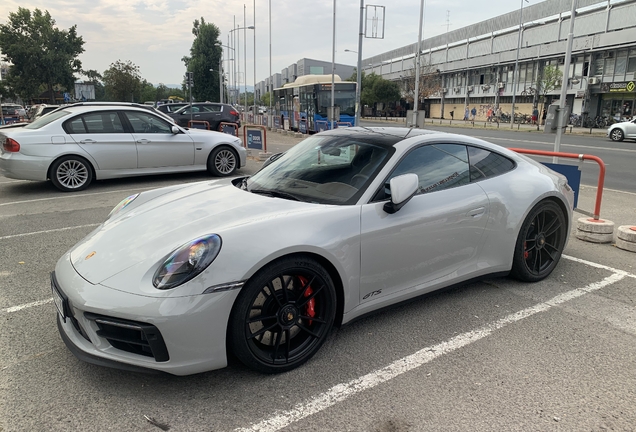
[0,0,532,88]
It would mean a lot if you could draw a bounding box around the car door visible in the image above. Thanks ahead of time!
[122,110,195,168]
[359,143,490,302]
[67,111,137,170]
[625,119,636,139]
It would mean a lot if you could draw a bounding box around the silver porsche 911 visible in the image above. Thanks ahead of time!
[52,127,574,375]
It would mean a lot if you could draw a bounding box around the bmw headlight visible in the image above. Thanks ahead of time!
[108,193,139,218]
[153,234,222,290]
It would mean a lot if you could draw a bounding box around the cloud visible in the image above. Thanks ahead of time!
[1,0,527,85]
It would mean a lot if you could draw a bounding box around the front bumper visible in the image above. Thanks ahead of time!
[53,256,241,376]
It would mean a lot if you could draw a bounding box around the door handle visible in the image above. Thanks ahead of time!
[79,139,96,144]
[136,139,151,143]
[467,207,486,218]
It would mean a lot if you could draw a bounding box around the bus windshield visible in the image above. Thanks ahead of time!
[317,90,355,117]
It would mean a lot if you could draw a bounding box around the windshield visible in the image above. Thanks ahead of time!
[24,110,72,129]
[247,135,391,205]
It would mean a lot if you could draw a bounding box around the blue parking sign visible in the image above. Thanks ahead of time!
[247,129,263,150]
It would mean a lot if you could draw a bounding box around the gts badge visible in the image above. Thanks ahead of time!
[363,290,382,300]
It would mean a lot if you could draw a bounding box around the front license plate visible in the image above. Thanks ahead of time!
[51,279,66,322]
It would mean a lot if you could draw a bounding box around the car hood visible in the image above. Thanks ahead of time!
[69,179,317,286]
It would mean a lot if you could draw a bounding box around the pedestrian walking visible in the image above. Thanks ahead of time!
[532,107,539,125]
[487,107,493,122]
[449,110,455,120]
[541,107,547,125]
[496,107,502,122]
[471,107,477,121]
[463,107,469,121]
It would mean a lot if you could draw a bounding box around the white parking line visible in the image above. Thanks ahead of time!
[0,224,99,241]
[237,267,628,432]
[0,186,157,207]
[4,298,53,313]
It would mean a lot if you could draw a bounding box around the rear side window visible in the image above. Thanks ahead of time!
[67,112,125,134]
[203,105,222,112]
[388,144,470,196]
[467,146,515,181]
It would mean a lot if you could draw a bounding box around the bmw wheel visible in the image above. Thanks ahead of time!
[208,146,237,176]
[228,256,336,373]
[50,156,93,192]
[510,201,567,282]
[610,128,624,142]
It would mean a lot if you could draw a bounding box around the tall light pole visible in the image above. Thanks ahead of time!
[356,0,364,126]
[269,0,273,127]
[345,47,362,126]
[253,0,257,119]
[229,24,254,112]
[510,0,529,128]
[217,42,235,104]
[554,0,577,162]
[330,0,336,130]
[413,0,426,127]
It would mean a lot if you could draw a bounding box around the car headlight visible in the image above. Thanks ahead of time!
[108,194,139,218]
[153,234,222,290]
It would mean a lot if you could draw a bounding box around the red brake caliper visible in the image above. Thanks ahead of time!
[298,276,315,325]
[524,241,529,259]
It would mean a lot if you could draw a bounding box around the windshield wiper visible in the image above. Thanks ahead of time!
[249,188,301,201]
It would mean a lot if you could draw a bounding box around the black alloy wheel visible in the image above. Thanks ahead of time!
[510,201,567,282]
[228,256,336,373]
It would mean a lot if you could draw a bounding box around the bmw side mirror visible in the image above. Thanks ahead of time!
[171,126,180,134]
[383,173,419,214]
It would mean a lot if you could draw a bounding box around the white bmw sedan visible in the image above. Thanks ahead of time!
[0,104,246,191]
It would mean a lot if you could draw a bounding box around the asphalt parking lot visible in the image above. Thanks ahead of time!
[1,129,635,431]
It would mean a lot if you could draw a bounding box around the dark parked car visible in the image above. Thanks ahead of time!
[167,103,240,130]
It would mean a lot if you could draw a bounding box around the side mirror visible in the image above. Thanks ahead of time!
[171,125,180,134]
[383,173,419,214]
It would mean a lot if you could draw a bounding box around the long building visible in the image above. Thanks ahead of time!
[254,0,635,123]
[363,0,636,122]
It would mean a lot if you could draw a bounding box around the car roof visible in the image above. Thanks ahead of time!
[317,127,443,147]
[48,103,175,122]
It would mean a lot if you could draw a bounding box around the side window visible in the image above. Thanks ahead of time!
[66,117,87,134]
[74,112,125,134]
[181,106,200,114]
[124,111,172,134]
[467,146,515,181]
[388,144,470,196]
[202,105,222,113]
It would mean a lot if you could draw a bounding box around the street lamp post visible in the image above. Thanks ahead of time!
[510,0,529,129]
[413,0,425,128]
[345,48,362,126]
[217,42,236,104]
[229,24,254,116]
[554,0,577,162]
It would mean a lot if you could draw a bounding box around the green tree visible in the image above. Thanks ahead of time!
[403,60,441,109]
[0,8,84,103]
[182,18,222,103]
[260,92,271,107]
[140,80,156,103]
[537,64,562,105]
[102,60,142,102]
[373,80,401,107]
[82,69,105,101]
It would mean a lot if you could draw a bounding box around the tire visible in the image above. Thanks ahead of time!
[49,156,93,192]
[510,201,567,282]
[228,256,337,374]
[609,128,624,142]
[207,146,238,176]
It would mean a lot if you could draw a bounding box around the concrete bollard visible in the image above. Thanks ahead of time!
[575,217,615,243]
[615,225,636,252]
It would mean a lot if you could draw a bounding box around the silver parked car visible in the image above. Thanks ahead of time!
[0,104,246,191]
[607,117,636,142]
[52,127,574,375]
